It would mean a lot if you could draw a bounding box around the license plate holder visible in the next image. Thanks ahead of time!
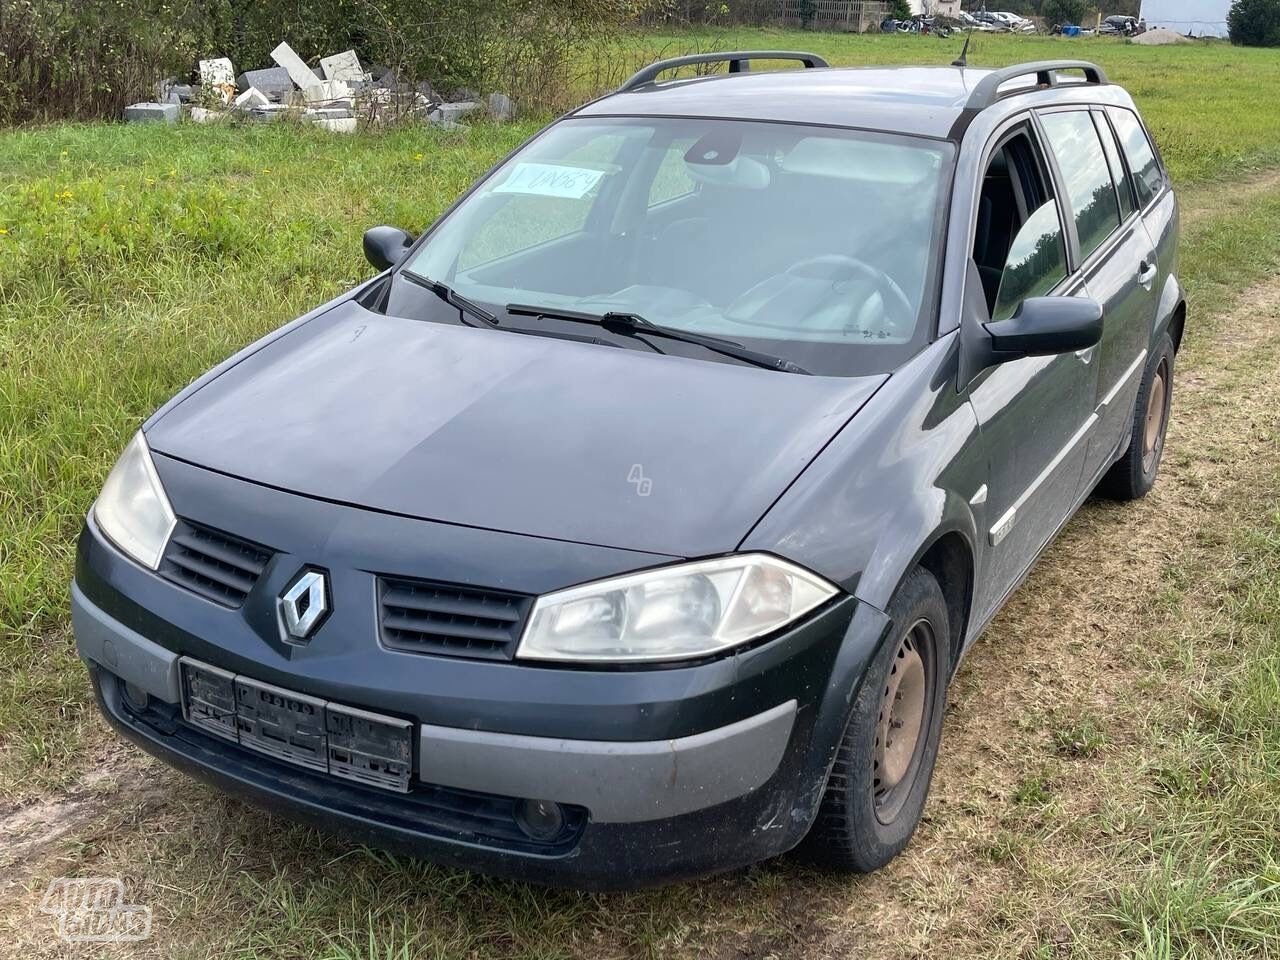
[326,702,413,792]
[179,657,412,793]
[235,676,328,773]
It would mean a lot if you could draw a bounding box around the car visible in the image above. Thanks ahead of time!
[970,10,1010,28]
[74,52,1182,890]
[990,10,1038,31]
[1100,14,1142,35]
[957,10,1001,30]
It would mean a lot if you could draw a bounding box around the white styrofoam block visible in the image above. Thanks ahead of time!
[199,57,235,103]
[320,50,364,84]
[199,57,234,86]
[189,106,223,124]
[436,101,480,123]
[313,117,357,133]
[271,41,318,90]
[302,79,352,103]
[233,86,270,109]
[124,102,180,123]
[487,92,515,120]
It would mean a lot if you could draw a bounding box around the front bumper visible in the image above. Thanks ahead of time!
[76,582,796,825]
[74,459,894,888]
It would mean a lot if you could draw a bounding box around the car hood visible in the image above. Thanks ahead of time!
[147,301,887,557]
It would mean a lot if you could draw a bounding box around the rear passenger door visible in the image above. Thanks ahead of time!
[1037,107,1158,482]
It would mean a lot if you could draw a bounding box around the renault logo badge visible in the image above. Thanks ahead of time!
[280,569,329,641]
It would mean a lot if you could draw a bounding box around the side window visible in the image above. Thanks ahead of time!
[973,126,1068,319]
[457,134,627,270]
[1096,112,1135,218]
[992,201,1069,321]
[1040,110,1121,262]
[1109,108,1164,207]
[647,138,698,207]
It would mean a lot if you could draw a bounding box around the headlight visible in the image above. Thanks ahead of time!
[517,554,839,663]
[93,431,176,570]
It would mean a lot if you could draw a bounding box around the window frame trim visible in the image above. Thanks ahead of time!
[1092,106,1138,222]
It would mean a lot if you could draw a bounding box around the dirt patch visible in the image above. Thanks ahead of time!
[1180,168,1280,229]
[0,741,163,887]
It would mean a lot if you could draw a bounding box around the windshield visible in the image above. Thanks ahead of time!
[405,117,954,376]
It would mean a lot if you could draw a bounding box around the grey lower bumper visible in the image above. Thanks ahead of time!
[418,700,796,822]
[73,581,182,702]
[72,582,797,823]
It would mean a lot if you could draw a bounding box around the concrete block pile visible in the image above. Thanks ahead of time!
[124,41,514,134]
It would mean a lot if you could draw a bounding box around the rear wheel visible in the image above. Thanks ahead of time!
[1099,332,1175,500]
[799,566,949,872]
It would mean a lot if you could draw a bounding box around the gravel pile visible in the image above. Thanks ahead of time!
[1132,28,1193,44]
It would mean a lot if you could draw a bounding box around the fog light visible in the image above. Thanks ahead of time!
[121,680,150,712]
[515,798,565,841]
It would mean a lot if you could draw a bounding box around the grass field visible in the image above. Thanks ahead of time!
[2,28,1280,959]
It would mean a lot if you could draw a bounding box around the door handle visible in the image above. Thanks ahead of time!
[1138,260,1158,289]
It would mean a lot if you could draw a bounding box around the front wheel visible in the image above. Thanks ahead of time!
[799,566,950,872]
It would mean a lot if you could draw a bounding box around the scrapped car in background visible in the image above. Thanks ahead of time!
[957,10,1002,30]
[992,10,1038,31]
[74,52,1182,889]
[1100,14,1143,35]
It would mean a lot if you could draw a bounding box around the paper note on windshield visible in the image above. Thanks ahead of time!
[493,163,605,199]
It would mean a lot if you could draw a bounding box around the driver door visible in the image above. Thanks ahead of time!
[966,122,1100,627]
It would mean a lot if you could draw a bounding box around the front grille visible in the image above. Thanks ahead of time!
[159,520,273,607]
[378,576,533,660]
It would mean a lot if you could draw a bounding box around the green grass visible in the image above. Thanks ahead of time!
[0,120,539,794]
[4,28,1280,960]
[1099,510,1280,959]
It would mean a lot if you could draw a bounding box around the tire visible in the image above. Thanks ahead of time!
[799,566,950,872]
[1098,332,1175,501]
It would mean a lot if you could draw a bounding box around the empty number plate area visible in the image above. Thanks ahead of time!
[179,656,412,792]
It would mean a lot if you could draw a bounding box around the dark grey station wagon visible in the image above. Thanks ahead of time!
[74,53,1182,888]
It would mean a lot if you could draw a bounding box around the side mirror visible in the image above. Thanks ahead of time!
[984,296,1103,359]
[363,225,415,271]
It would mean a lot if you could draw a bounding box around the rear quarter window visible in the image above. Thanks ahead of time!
[1109,108,1164,207]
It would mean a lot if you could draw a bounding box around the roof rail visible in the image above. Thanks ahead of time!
[966,60,1108,111]
[617,51,830,93]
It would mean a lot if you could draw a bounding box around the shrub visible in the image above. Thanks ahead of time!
[1041,0,1090,25]
[0,0,208,125]
[1228,0,1280,46]
[0,0,637,125]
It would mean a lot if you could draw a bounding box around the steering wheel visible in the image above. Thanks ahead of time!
[784,254,917,337]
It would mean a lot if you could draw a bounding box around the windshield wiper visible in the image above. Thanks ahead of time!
[402,271,498,328]
[505,304,811,374]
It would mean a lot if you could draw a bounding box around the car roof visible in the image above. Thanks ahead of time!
[574,61,1121,141]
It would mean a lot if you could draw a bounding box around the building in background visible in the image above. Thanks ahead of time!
[1137,0,1231,36]
[912,0,963,15]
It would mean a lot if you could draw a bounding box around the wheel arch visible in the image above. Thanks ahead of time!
[1153,271,1186,356]
[913,530,975,676]
[1167,299,1187,354]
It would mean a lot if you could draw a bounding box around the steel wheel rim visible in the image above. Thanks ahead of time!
[873,618,934,824]
[1142,358,1169,473]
